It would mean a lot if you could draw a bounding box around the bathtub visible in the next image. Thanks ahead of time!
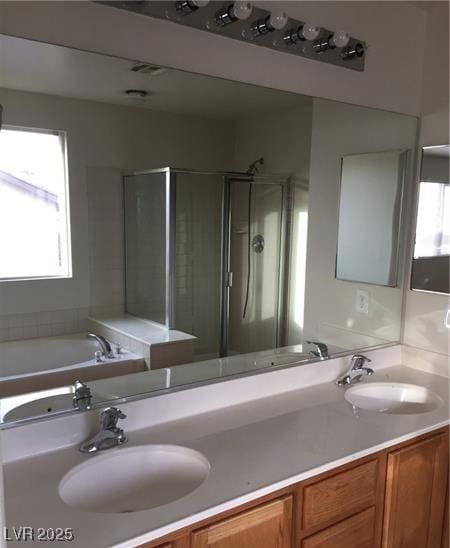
[0,333,147,397]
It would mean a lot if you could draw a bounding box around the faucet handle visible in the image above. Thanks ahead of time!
[351,354,372,368]
[73,380,92,410]
[352,354,371,362]
[100,407,126,430]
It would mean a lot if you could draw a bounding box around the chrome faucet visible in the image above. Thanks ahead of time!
[87,333,114,359]
[336,354,374,386]
[73,380,92,410]
[307,341,329,359]
[79,407,128,453]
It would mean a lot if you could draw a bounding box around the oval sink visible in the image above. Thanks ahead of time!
[59,445,210,514]
[4,393,73,422]
[345,382,442,415]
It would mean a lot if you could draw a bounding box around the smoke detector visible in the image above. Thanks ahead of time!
[125,89,151,103]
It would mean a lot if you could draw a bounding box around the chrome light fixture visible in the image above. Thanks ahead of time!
[251,10,288,36]
[341,42,365,60]
[216,1,253,26]
[98,2,367,72]
[175,0,209,16]
[284,22,321,45]
[313,30,351,53]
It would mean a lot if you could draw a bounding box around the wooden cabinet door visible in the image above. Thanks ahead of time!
[191,496,293,548]
[442,488,449,548]
[301,507,377,548]
[382,432,449,548]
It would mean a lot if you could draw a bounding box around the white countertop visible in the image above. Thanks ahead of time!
[89,315,196,346]
[3,363,449,548]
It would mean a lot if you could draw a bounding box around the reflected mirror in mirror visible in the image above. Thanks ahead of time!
[0,33,418,425]
[336,150,407,287]
[411,145,450,295]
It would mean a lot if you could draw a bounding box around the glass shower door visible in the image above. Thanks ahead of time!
[226,179,285,355]
[172,172,224,360]
[123,172,167,324]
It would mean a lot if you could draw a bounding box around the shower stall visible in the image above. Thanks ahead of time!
[123,167,291,360]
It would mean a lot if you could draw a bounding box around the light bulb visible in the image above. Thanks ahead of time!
[268,11,288,31]
[330,30,350,48]
[301,23,320,41]
[192,0,210,6]
[232,1,252,20]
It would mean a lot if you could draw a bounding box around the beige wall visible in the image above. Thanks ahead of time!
[304,98,417,350]
[232,103,313,348]
[402,3,450,359]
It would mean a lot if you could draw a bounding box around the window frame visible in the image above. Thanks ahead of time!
[0,124,72,282]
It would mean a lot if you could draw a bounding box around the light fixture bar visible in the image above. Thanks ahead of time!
[96,1,366,72]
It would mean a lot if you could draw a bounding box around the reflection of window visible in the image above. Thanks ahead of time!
[414,182,450,258]
[0,126,71,280]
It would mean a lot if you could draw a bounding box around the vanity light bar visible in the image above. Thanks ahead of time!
[96,1,366,72]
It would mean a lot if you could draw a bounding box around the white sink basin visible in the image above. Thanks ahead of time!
[59,445,210,514]
[345,382,442,415]
[3,393,73,422]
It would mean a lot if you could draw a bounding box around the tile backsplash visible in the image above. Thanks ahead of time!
[0,307,90,343]
[0,305,125,343]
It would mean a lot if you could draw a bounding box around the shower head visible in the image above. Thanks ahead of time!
[246,157,264,175]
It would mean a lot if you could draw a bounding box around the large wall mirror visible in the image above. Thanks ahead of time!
[0,34,418,425]
[411,145,450,295]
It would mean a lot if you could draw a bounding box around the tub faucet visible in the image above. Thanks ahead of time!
[79,407,128,453]
[73,380,92,410]
[307,341,329,359]
[336,354,373,386]
[87,333,114,359]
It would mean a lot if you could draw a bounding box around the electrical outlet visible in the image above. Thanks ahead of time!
[356,289,369,314]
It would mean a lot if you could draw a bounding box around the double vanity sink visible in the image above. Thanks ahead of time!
[2,356,449,548]
[59,380,441,517]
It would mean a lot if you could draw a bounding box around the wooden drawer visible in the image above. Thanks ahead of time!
[300,459,379,531]
[191,495,293,548]
[301,507,376,548]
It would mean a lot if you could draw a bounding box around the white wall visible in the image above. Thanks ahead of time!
[304,98,417,350]
[0,1,426,115]
[0,87,234,340]
[403,2,450,360]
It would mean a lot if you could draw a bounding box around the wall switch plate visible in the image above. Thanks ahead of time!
[446,309,450,329]
[356,289,369,314]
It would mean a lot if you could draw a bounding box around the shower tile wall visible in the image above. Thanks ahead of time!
[174,174,222,359]
[87,168,125,317]
[124,173,166,324]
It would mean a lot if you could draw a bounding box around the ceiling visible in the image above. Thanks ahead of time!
[406,1,448,11]
[0,35,310,121]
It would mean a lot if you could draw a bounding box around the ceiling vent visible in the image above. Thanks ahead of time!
[130,63,167,76]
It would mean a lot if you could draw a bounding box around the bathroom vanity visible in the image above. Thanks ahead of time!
[0,5,448,548]
[2,348,449,548]
[139,428,448,548]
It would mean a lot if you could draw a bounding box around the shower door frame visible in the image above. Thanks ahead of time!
[221,175,290,357]
[124,167,290,357]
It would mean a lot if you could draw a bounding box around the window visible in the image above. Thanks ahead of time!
[414,181,450,258]
[0,126,71,280]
